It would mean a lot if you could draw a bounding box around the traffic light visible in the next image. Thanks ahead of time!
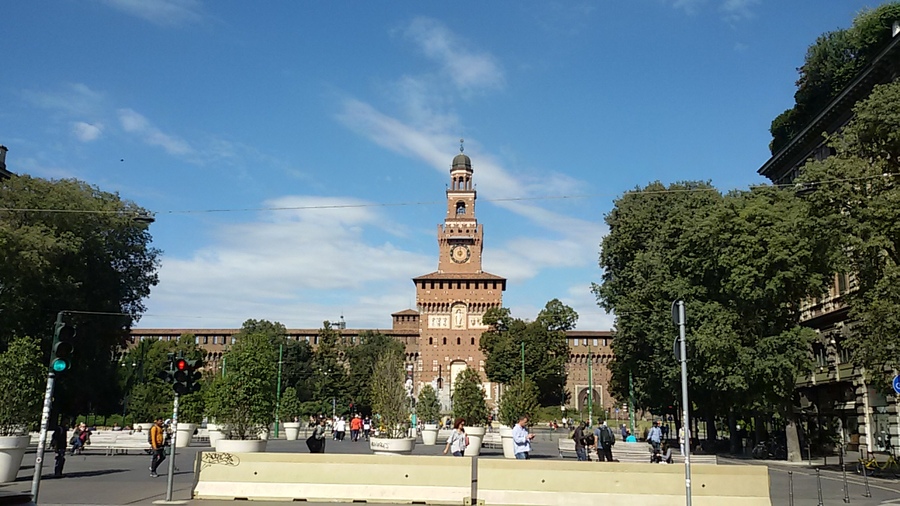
[157,353,176,383]
[172,357,202,395]
[49,322,76,373]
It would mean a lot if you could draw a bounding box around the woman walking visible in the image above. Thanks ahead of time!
[443,418,468,457]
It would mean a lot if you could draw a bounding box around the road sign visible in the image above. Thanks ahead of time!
[892,375,900,395]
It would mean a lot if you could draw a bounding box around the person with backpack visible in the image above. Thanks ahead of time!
[149,418,166,478]
[594,419,615,462]
[572,422,590,461]
[648,420,663,451]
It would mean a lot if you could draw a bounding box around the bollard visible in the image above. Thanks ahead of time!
[789,471,794,506]
[841,447,850,503]
[816,468,824,506]
[862,466,872,498]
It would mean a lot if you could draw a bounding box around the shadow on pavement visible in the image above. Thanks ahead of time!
[15,469,129,481]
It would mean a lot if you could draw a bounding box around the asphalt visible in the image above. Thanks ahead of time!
[2,430,899,505]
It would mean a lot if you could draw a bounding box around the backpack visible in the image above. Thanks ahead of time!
[600,426,615,446]
[581,433,595,447]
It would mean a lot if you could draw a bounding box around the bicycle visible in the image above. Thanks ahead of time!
[857,449,900,477]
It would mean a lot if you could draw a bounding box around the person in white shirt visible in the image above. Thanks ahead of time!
[335,417,347,441]
[443,418,468,457]
[512,416,535,459]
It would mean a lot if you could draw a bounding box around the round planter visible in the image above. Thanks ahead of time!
[0,435,30,483]
[499,426,516,459]
[284,422,301,441]
[207,428,226,447]
[421,424,439,445]
[135,422,154,432]
[369,437,416,455]
[175,423,197,448]
[214,438,267,453]
[463,426,486,456]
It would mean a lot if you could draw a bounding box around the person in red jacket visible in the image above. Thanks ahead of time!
[350,415,363,442]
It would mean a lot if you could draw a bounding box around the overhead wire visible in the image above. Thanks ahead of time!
[0,172,895,216]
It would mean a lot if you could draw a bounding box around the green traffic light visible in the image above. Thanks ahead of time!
[51,359,69,372]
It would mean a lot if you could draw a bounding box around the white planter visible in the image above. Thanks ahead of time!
[421,424,439,445]
[284,422,301,441]
[369,437,415,455]
[208,428,226,447]
[175,423,197,448]
[0,435,30,483]
[135,422,154,432]
[214,438,267,453]
[463,426,486,456]
[499,426,516,459]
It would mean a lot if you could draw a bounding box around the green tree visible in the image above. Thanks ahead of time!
[208,331,278,439]
[279,386,303,423]
[0,176,160,419]
[480,299,574,405]
[451,367,488,427]
[416,384,441,424]
[0,336,45,435]
[311,321,348,406]
[281,339,315,403]
[497,378,539,428]
[346,331,405,414]
[798,80,900,376]
[119,338,174,423]
[370,352,409,438]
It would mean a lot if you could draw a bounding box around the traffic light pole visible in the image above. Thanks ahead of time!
[30,370,56,503]
[165,392,179,502]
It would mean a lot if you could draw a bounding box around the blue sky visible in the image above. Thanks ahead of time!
[0,0,886,331]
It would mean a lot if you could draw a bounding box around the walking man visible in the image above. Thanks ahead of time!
[648,420,662,451]
[350,415,362,442]
[572,421,588,461]
[50,422,67,477]
[595,420,615,462]
[149,418,166,478]
[512,415,535,460]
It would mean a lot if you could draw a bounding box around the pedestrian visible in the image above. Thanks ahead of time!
[50,423,67,477]
[620,424,628,440]
[648,421,662,451]
[572,421,588,461]
[350,415,362,442]
[512,415,535,460]
[443,417,467,456]
[678,426,686,456]
[594,420,615,462]
[149,418,166,478]
[363,417,371,441]
[335,416,346,441]
[307,418,328,453]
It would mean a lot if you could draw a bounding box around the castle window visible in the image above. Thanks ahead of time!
[457,337,461,345]
[429,337,433,345]
[593,339,598,347]
[443,337,447,345]
[203,336,209,345]
[471,337,475,345]
[602,338,608,347]
[456,202,466,215]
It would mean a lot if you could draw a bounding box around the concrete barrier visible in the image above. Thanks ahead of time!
[476,459,771,506]
[192,452,473,503]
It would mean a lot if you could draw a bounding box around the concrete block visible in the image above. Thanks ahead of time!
[193,452,473,504]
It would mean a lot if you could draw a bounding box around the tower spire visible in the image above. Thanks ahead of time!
[459,138,464,154]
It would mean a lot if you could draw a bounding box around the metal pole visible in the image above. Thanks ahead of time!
[275,342,283,438]
[815,468,824,506]
[30,371,56,503]
[841,445,850,503]
[629,371,636,436]
[520,341,525,385]
[788,471,794,506]
[862,463,872,497]
[588,347,593,425]
[165,393,179,502]
[678,300,692,506]
[222,356,226,377]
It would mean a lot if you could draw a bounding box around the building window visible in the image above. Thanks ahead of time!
[593,338,598,347]
[203,336,209,345]
[195,336,200,344]
[429,337,433,345]
[231,337,237,345]
[813,343,827,368]
[582,339,588,346]
[443,337,447,345]
[836,340,851,365]
[457,337,461,345]
[838,273,848,294]
[471,337,475,345]
[456,202,466,215]
[602,338,608,347]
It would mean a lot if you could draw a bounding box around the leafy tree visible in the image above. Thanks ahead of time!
[451,367,488,427]
[279,386,303,423]
[770,2,900,152]
[416,384,441,424]
[0,336,45,435]
[798,80,900,376]
[480,299,574,405]
[370,352,409,438]
[120,338,174,422]
[311,321,348,405]
[497,378,539,428]
[346,331,405,414]
[0,175,160,419]
[281,339,315,403]
[208,331,277,439]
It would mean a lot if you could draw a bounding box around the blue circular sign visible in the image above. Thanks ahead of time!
[892,375,900,395]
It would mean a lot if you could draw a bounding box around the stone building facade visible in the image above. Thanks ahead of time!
[130,150,615,417]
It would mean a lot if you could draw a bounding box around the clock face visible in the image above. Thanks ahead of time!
[451,245,470,263]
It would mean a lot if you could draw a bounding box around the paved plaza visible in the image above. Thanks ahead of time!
[3,430,900,505]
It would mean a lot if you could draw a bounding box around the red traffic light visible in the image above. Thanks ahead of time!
[176,359,188,371]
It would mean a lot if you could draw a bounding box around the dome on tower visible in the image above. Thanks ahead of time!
[451,153,471,170]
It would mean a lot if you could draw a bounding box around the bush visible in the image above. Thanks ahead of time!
[370,353,409,438]
[280,386,303,422]
[451,368,488,427]
[0,336,45,436]
[498,378,539,427]
[416,384,441,424]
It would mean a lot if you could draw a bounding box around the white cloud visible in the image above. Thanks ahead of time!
[721,0,759,22]
[72,121,103,142]
[22,83,105,117]
[141,196,434,328]
[100,0,205,26]
[403,17,505,92]
[564,284,615,331]
[117,108,194,156]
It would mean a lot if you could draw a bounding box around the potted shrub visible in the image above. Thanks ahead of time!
[498,378,539,459]
[417,384,441,445]
[207,333,277,453]
[451,367,489,456]
[174,388,204,447]
[0,336,45,482]
[280,387,303,441]
[369,352,415,455]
